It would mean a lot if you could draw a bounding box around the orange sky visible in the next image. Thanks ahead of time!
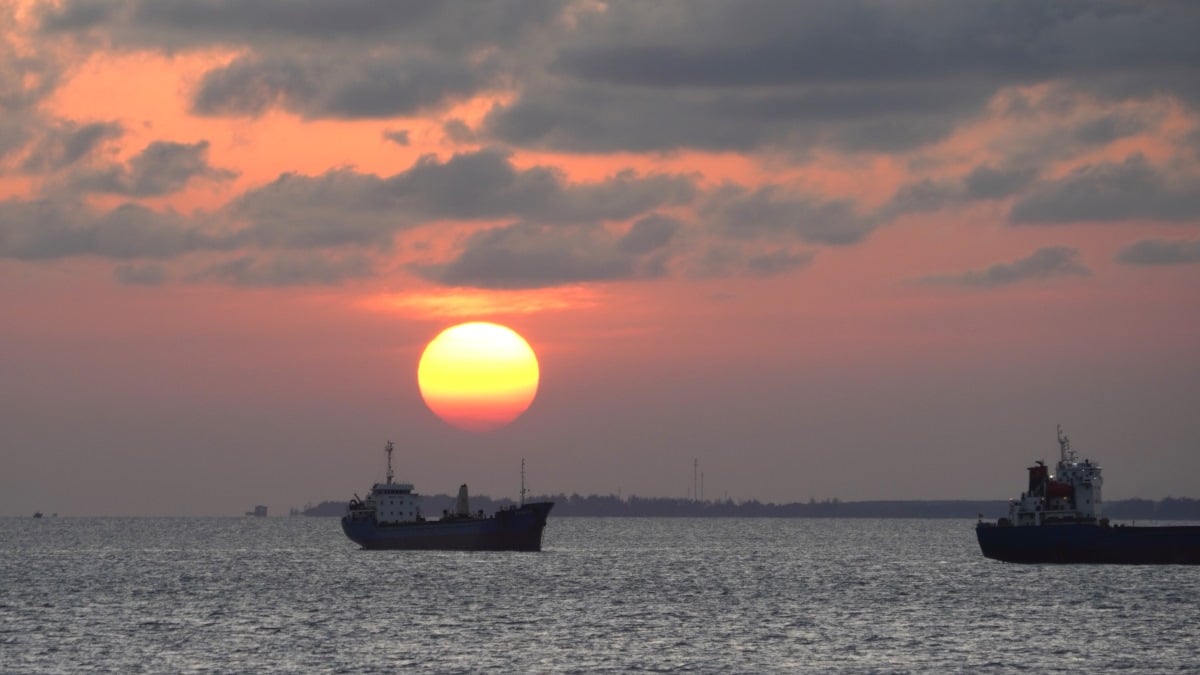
[3,1,1199,515]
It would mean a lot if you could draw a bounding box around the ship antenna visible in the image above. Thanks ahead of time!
[385,440,394,485]
[520,457,527,507]
[1057,425,1072,462]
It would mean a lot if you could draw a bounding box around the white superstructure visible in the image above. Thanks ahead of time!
[1006,426,1104,526]
[350,441,422,525]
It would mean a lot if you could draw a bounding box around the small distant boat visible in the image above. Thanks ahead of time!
[245,505,268,517]
[341,441,553,551]
[33,512,43,519]
[976,426,1200,564]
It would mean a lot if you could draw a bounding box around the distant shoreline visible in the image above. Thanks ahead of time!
[294,495,1200,520]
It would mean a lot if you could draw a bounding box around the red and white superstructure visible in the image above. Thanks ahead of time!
[1006,426,1104,527]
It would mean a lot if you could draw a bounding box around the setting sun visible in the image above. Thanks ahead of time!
[417,322,540,432]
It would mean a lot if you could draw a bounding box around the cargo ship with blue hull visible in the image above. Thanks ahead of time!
[341,442,553,551]
[976,427,1200,564]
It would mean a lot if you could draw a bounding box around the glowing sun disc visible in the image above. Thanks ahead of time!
[417,322,539,432]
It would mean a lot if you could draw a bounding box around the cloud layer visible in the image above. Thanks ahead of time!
[1,0,1197,289]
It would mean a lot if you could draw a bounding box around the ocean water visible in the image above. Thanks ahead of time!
[2,517,1198,673]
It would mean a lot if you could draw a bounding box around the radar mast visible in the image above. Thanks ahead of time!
[385,440,394,484]
[520,458,527,507]
[1057,425,1075,463]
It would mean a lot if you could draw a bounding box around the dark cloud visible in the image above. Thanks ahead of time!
[413,221,666,289]
[704,184,877,245]
[1,10,67,161]
[230,169,398,249]
[34,0,115,32]
[442,119,475,144]
[1115,238,1200,265]
[382,129,410,146]
[881,164,1038,218]
[21,121,123,172]
[886,178,959,216]
[192,54,490,119]
[70,140,238,197]
[194,252,375,287]
[1071,113,1147,146]
[746,248,816,277]
[692,243,814,278]
[231,148,695,249]
[114,262,167,285]
[618,214,680,255]
[0,199,218,260]
[483,80,990,153]
[1010,154,1200,224]
[964,165,1038,200]
[36,1,1200,154]
[916,246,1091,288]
[0,198,90,260]
[485,0,1200,153]
[40,1,564,120]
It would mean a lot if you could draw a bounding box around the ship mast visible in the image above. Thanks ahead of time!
[385,440,394,485]
[1057,425,1074,463]
[520,457,527,507]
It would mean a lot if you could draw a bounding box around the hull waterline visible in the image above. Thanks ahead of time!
[977,522,1200,564]
[342,501,554,551]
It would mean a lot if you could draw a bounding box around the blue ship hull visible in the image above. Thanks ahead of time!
[976,522,1200,564]
[342,501,554,551]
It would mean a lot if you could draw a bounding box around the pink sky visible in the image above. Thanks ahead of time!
[2,1,1199,515]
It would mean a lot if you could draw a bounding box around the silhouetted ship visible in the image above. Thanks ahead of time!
[341,441,553,551]
[976,426,1200,564]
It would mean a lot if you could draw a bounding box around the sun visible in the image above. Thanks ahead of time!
[417,322,540,432]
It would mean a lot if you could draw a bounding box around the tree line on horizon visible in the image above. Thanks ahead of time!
[294,493,1200,520]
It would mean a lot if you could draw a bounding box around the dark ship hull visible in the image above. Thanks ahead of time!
[342,501,554,551]
[976,522,1200,564]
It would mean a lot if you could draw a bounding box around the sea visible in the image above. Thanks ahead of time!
[2,516,1198,673]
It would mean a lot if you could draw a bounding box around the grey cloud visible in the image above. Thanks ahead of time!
[1,13,66,160]
[886,178,959,216]
[964,165,1038,200]
[71,140,238,197]
[0,199,218,260]
[882,163,1038,218]
[34,1,1200,153]
[414,221,666,289]
[1071,113,1147,146]
[114,263,167,285]
[618,214,680,255]
[704,185,877,245]
[44,1,559,49]
[483,80,990,154]
[485,0,1200,153]
[35,0,114,32]
[382,129,409,146]
[190,57,311,117]
[0,199,91,260]
[193,55,489,119]
[1115,238,1200,265]
[746,248,816,277]
[194,252,375,287]
[21,121,123,172]
[442,119,475,144]
[1010,154,1200,224]
[40,1,563,120]
[692,243,814,278]
[231,149,695,249]
[230,170,397,249]
[917,246,1091,288]
[552,1,1200,90]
